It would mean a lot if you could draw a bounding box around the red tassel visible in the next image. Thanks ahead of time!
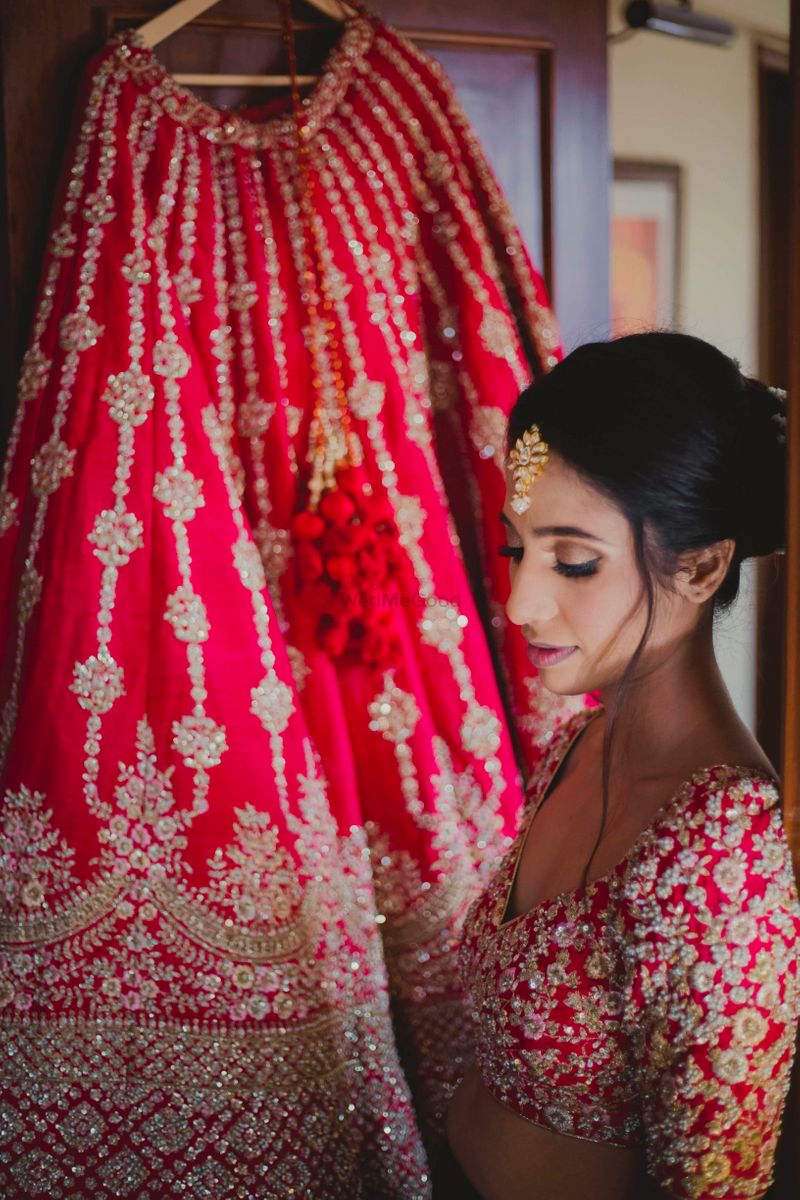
[291,469,408,667]
[319,489,356,526]
[291,510,326,541]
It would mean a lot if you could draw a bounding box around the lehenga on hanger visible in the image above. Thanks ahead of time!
[0,12,574,1197]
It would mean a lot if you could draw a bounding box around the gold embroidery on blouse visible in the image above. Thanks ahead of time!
[460,716,800,1194]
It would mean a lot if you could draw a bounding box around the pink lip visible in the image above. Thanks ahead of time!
[526,643,577,669]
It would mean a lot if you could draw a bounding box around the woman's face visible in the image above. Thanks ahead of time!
[502,452,696,696]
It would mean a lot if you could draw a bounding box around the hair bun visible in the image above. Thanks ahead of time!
[733,377,787,558]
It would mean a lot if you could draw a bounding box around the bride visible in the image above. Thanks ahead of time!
[444,331,800,1200]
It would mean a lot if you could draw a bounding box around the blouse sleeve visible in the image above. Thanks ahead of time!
[622,770,800,1199]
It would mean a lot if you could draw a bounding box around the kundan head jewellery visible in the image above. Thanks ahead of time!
[506,425,550,514]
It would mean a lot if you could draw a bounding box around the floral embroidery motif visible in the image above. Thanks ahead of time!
[98,718,190,880]
[153,466,205,522]
[393,493,426,546]
[285,404,303,440]
[210,325,235,363]
[164,586,210,644]
[122,249,151,285]
[469,404,506,461]
[237,396,275,439]
[254,526,291,589]
[59,313,104,353]
[228,280,259,312]
[82,191,116,225]
[460,704,501,758]
[348,378,386,421]
[152,339,190,379]
[171,713,228,769]
[420,603,464,655]
[173,264,202,307]
[0,491,19,537]
[88,509,144,567]
[49,226,77,258]
[16,566,42,625]
[425,149,455,187]
[205,806,303,926]
[17,347,51,403]
[233,534,267,591]
[30,436,75,498]
[102,365,155,427]
[478,307,515,360]
[367,678,420,743]
[0,786,78,918]
[250,678,295,735]
[286,644,311,692]
[70,652,125,714]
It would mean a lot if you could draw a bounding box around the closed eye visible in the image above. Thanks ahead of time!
[554,558,600,578]
[498,546,600,578]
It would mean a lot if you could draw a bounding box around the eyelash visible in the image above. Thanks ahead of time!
[498,546,600,578]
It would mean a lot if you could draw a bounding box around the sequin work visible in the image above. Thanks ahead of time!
[459,711,800,1199]
[0,14,573,1198]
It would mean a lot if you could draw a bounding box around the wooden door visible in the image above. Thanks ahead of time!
[757,48,790,773]
[771,5,800,1198]
[0,0,609,443]
[788,0,800,900]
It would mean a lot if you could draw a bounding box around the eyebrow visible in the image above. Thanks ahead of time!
[500,511,608,544]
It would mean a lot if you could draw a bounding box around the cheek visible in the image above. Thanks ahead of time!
[572,568,644,645]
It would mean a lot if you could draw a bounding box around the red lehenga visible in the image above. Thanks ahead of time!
[0,14,573,1197]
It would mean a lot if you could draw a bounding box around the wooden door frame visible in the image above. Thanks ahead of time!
[787,2,800,876]
[770,5,800,1197]
[756,46,789,770]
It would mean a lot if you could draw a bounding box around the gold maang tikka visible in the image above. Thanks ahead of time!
[506,425,549,514]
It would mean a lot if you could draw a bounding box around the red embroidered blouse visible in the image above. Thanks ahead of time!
[459,711,800,1198]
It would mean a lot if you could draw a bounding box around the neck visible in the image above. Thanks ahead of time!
[599,614,741,767]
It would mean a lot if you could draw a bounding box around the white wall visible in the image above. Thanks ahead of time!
[607,0,788,730]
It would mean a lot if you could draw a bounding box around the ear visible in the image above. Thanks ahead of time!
[674,539,736,604]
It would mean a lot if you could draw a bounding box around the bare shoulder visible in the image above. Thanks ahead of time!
[613,707,777,803]
[661,729,776,791]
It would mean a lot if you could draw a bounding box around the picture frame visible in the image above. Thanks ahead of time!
[611,159,682,335]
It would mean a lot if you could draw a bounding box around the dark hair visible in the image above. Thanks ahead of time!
[507,331,787,884]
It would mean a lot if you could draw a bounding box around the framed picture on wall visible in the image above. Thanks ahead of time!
[611,160,682,335]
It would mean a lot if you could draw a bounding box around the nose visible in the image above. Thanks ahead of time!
[505,569,559,627]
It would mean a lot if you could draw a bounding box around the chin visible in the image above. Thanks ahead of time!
[535,661,611,699]
[535,668,593,698]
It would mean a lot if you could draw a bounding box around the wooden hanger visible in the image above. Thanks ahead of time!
[135,0,358,87]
